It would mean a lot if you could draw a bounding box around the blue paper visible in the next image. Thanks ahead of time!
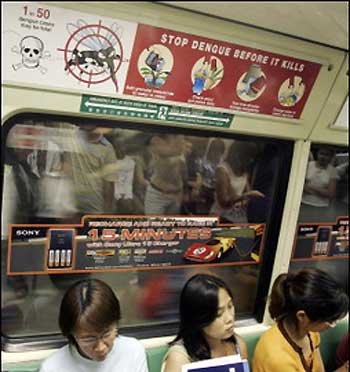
[186,360,250,372]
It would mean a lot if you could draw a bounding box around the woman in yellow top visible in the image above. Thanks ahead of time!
[253,268,348,372]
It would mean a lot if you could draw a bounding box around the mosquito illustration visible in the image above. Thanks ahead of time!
[64,19,127,92]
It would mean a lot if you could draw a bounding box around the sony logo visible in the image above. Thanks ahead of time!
[16,230,41,236]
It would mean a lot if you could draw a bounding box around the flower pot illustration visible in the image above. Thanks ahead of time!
[138,44,174,88]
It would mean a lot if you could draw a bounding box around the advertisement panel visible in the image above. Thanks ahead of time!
[292,217,349,261]
[8,216,265,275]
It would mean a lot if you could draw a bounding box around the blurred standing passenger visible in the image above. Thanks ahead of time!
[191,138,226,215]
[336,161,349,208]
[210,141,264,223]
[3,146,39,224]
[39,279,148,372]
[64,124,118,218]
[253,268,349,372]
[33,140,77,224]
[247,143,278,223]
[301,146,338,221]
[144,134,187,215]
[2,136,42,331]
[130,145,154,215]
[110,138,138,215]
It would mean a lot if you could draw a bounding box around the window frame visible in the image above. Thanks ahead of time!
[1,111,294,351]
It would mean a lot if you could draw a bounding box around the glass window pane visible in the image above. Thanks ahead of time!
[1,115,291,343]
[299,145,348,222]
[291,144,349,290]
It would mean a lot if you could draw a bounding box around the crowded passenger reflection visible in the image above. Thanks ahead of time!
[3,121,279,226]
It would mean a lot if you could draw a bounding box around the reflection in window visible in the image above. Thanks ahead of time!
[292,144,349,295]
[2,117,285,342]
[2,121,280,227]
[300,145,348,223]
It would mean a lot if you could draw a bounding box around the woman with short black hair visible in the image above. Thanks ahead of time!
[40,279,148,372]
[253,268,349,372]
[162,273,248,372]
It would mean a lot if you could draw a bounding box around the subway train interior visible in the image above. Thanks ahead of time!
[1,2,349,371]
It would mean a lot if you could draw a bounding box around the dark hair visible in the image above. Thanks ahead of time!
[269,268,348,324]
[59,279,121,343]
[207,139,225,159]
[171,274,237,361]
[317,146,336,157]
[225,141,258,175]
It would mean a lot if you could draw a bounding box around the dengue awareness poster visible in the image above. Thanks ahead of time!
[2,2,322,119]
[124,24,321,119]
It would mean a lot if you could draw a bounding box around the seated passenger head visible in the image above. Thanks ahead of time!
[59,279,121,361]
[269,267,348,332]
[176,273,236,360]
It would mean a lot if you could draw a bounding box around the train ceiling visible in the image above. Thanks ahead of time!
[158,2,348,50]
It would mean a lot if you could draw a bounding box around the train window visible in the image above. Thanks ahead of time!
[299,145,348,223]
[1,113,293,349]
[290,144,349,292]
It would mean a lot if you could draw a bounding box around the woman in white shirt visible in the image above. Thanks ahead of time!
[39,279,148,372]
[302,147,337,208]
[301,146,338,222]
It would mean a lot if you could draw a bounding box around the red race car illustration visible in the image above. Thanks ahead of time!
[183,237,237,262]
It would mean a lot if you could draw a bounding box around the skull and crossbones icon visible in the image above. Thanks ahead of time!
[12,36,50,74]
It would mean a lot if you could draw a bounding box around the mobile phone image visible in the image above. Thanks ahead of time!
[313,226,332,256]
[47,229,75,269]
